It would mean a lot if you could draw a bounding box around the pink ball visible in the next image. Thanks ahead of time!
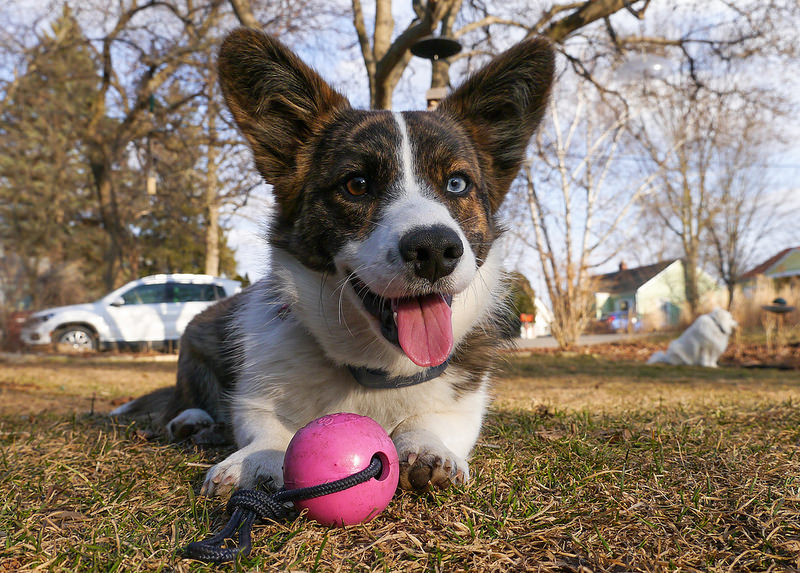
[283,413,399,526]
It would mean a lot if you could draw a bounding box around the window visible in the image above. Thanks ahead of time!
[120,284,169,305]
[169,283,220,303]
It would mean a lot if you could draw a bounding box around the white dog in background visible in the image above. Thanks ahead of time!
[648,308,738,367]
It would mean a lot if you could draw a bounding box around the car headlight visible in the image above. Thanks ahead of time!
[31,313,55,324]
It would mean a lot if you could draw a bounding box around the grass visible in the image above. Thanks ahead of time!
[1,352,800,571]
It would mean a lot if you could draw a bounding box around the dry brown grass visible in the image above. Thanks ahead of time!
[731,277,800,332]
[1,352,800,571]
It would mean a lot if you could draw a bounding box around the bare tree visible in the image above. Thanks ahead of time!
[227,1,658,110]
[76,0,225,288]
[632,83,715,318]
[74,0,308,287]
[512,75,660,349]
[631,64,790,318]
[704,112,789,309]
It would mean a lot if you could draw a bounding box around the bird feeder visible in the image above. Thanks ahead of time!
[410,35,462,61]
[761,297,796,356]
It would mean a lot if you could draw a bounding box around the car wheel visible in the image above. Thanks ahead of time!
[56,326,97,352]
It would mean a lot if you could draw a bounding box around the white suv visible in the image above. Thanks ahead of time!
[21,274,241,352]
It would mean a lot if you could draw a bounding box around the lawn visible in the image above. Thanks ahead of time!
[1,351,799,571]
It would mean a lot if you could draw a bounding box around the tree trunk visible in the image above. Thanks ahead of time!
[204,162,220,276]
[228,0,261,29]
[88,149,124,290]
[204,72,220,277]
[429,1,461,92]
[352,0,460,110]
[682,254,700,318]
[726,280,735,311]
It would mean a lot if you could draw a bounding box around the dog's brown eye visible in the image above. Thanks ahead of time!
[345,176,368,196]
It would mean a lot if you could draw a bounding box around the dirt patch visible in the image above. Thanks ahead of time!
[0,355,175,417]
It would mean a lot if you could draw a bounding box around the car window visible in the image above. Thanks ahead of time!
[169,283,219,303]
[120,284,169,305]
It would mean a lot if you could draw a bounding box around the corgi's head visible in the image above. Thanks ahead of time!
[219,30,553,372]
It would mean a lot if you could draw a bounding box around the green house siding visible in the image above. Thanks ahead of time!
[595,293,635,317]
[637,261,717,325]
[636,260,686,323]
[767,250,800,279]
[594,260,720,327]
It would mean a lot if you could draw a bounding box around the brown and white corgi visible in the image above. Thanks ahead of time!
[112,29,554,495]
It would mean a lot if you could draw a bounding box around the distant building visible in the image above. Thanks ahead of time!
[740,246,800,284]
[593,260,717,328]
[520,298,553,339]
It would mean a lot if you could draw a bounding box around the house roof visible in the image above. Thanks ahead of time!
[593,260,676,294]
[741,247,800,279]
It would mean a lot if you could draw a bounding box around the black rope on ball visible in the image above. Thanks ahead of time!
[184,455,384,563]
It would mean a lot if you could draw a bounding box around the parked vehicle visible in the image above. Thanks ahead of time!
[20,274,241,352]
[599,310,642,333]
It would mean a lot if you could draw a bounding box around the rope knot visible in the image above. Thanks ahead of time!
[227,489,291,522]
[184,455,383,563]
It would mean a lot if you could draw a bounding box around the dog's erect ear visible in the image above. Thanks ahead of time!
[218,29,350,187]
[437,38,554,211]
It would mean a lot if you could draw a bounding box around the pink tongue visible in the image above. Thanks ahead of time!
[395,294,453,368]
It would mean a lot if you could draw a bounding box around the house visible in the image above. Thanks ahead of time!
[740,246,800,284]
[593,260,717,328]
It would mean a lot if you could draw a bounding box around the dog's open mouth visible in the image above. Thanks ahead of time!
[349,275,453,368]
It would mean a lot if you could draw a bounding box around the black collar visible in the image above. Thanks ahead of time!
[708,313,727,335]
[348,360,449,389]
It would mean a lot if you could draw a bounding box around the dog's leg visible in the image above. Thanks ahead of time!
[201,411,294,497]
[392,411,481,490]
[702,348,719,368]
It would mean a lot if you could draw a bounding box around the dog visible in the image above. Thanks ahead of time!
[111,28,554,496]
[647,308,737,367]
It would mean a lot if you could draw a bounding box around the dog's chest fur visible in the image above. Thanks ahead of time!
[233,282,492,456]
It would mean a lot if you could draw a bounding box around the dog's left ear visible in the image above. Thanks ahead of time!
[218,29,350,210]
[437,38,555,211]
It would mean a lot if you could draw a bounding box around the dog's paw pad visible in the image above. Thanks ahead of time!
[201,460,242,497]
[399,451,468,491]
[200,450,284,497]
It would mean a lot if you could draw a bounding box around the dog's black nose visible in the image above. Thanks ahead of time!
[399,225,464,284]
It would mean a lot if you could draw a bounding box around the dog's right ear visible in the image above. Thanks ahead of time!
[218,29,350,188]
[437,38,554,212]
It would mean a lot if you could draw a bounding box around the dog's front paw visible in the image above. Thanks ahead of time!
[200,448,283,497]
[166,408,214,441]
[394,431,469,490]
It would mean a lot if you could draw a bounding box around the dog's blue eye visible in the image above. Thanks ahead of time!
[446,175,469,195]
